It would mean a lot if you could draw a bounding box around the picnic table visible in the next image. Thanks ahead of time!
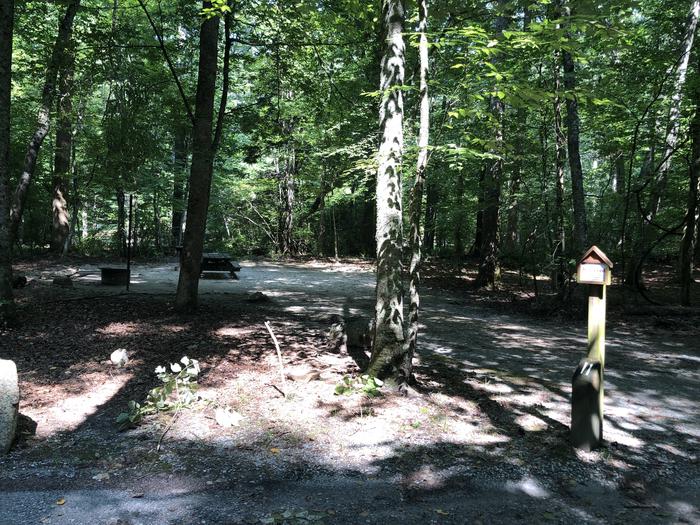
[200,252,241,279]
[176,247,240,279]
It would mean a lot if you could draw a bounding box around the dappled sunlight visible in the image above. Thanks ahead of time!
[97,322,144,336]
[21,372,133,437]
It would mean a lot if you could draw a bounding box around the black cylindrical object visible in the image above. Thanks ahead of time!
[571,358,602,451]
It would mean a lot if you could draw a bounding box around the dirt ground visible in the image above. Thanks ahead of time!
[0,257,698,525]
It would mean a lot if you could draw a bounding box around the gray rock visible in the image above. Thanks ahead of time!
[0,359,19,454]
[246,291,270,303]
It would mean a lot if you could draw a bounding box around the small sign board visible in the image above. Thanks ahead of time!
[576,246,612,286]
[577,263,608,285]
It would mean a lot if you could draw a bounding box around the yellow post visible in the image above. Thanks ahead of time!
[587,284,606,418]
[572,245,612,450]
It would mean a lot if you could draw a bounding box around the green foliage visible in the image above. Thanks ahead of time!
[334,374,383,398]
[116,356,200,430]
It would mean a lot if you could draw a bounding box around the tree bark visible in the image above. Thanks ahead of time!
[9,0,80,243]
[454,171,465,262]
[171,125,188,249]
[422,177,437,253]
[503,7,530,258]
[553,44,567,291]
[367,0,406,380]
[475,4,509,289]
[655,0,700,215]
[52,40,75,252]
[681,54,700,306]
[175,2,220,311]
[562,3,588,254]
[628,1,699,288]
[403,0,430,383]
[277,145,295,255]
[0,0,14,320]
[116,188,126,256]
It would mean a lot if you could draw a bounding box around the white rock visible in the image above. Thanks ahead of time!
[0,359,19,454]
[110,349,129,367]
[215,407,244,428]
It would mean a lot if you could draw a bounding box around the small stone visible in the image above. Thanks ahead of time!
[215,407,244,428]
[0,359,19,454]
[110,349,129,367]
[246,291,269,303]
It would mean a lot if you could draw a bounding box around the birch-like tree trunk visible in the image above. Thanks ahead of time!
[52,41,75,252]
[403,0,430,382]
[367,0,406,380]
[0,0,14,320]
[628,0,699,288]
[562,2,588,254]
[655,0,700,215]
[175,1,220,311]
[9,0,80,243]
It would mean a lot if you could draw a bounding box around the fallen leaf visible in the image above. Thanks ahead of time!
[269,447,280,454]
[56,498,65,505]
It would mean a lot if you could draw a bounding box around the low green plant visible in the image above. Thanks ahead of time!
[334,374,383,397]
[116,356,200,430]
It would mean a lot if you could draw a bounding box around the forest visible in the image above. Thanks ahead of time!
[0,0,699,523]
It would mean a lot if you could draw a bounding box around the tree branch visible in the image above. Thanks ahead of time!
[136,0,194,125]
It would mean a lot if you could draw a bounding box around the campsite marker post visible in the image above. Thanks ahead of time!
[571,246,613,451]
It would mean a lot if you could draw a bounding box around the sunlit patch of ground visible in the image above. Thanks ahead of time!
[0,258,698,524]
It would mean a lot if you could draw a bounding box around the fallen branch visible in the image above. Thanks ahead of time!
[156,405,181,452]
[264,321,287,396]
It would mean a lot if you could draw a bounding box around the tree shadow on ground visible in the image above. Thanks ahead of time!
[0,275,698,524]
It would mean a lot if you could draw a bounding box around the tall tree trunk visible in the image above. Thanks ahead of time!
[681,54,700,306]
[116,188,126,256]
[553,45,567,291]
[51,41,75,252]
[628,1,699,288]
[471,167,484,257]
[503,7,530,258]
[9,0,80,243]
[367,0,406,380]
[454,171,465,262]
[475,4,509,289]
[171,125,188,249]
[613,153,625,194]
[0,0,14,321]
[655,0,700,215]
[562,3,588,254]
[423,177,437,253]
[175,2,220,311]
[403,0,430,383]
[277,144,295,255]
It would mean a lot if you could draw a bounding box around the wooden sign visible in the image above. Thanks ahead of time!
[576,246,613,285]
[571,245,613,451]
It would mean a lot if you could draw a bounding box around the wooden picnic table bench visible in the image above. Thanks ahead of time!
[99,266,130,285]
[175,247,241,279]
[201,252,241,278]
